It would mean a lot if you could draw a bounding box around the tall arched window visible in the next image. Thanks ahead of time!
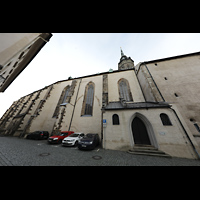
[118,78,133,101]
[112,114,120,125]
[81,82,95,116]
[160,113,172,126]
[62,86,70,104]
[52,85,70,118]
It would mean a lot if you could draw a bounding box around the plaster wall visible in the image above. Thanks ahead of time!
[69,76,102,137]
[108,70,145,102]
[103,107,197,159]
[137,55,200,147]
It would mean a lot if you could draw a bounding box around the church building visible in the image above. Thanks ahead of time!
[1,48,200,160]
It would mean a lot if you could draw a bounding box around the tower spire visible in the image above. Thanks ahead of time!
[120,47,125,57]
[118,47,134,70]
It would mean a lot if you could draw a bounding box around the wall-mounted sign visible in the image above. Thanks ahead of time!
[159,132,165,136]
[103,119,107,127]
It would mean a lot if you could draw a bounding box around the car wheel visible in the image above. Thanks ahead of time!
[78,146,82,150]
[74,141,78,146]
[59,139,62,144]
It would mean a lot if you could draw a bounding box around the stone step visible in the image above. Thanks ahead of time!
[127,151,172,158]
[133,145,158,151]
[129,149,165,155]
[127,145,171,158]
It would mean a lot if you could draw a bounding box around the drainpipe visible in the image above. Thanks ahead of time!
[170,107,200,159]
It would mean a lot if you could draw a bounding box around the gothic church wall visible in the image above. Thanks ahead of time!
[108,70,145,102]
[137,54,200,149]
[29,80,72,134]
[69,75,102,136]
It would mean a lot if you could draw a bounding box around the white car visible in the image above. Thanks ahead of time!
[62,132,85,147]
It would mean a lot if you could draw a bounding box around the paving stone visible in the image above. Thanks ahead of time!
[0,136,200,166]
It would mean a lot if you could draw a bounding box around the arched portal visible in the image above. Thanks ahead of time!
[130,113,158,148]
[132,117,151,145]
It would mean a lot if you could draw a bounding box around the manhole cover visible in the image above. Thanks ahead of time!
[92,155,102,160]
[39,153,50,157]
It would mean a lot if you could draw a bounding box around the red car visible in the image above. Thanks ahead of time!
[48,131,74,144]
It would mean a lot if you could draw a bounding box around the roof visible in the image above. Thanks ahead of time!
[14,50,200,100]
[17,68,135,100]
[104,101,124,109]
[103,101,171,110]
[143,51,200,64]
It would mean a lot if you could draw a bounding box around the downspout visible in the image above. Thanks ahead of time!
[170,107,200,159]
[68,78,82,131]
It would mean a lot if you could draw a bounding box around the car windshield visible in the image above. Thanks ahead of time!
[69,133,79,137]
[60,133,67,136]
[55,132,67,136]
[86,134,95,138]
[33,131,40,134]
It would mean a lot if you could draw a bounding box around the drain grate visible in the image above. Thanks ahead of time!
[39,153,50,157]
[92,155,102,160]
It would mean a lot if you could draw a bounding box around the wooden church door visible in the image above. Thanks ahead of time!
[131,117,151,145]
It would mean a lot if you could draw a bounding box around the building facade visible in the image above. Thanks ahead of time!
[135,52,200,148]
[0,49,200,159]
[0,33,52,92]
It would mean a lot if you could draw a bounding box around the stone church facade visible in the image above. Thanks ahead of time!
[1,49,200,159]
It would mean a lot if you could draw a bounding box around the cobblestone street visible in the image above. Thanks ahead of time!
[0,136,200,166]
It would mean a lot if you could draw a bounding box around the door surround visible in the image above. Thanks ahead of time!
[129,112,158,148]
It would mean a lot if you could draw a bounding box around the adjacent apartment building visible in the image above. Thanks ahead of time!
[0,33,52,92]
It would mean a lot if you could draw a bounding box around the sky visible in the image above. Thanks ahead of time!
[0,33,200,118]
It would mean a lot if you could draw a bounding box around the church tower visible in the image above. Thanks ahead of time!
[118,48,134,71]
